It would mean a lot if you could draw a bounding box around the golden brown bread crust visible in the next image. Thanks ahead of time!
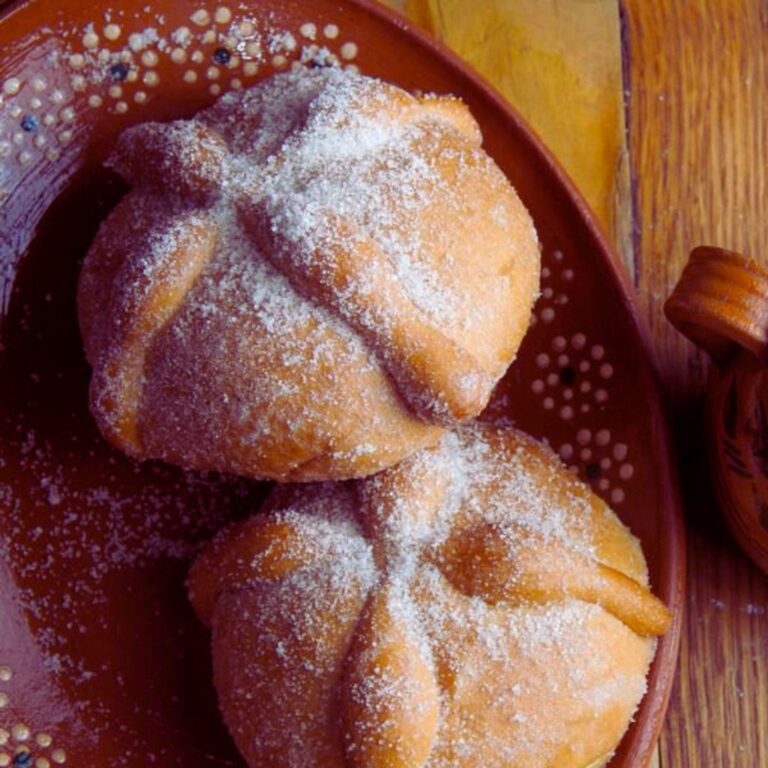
[188,426,670,768]
[77,68,540,481]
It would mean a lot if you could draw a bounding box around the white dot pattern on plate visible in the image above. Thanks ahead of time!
[527,328,614,417]
[555,427,635,505]
[0,4,359,169]
[524,248,635,503]
[0,669,66,766]
[531,249,570,328]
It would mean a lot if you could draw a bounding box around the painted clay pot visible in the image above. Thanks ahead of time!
[666,245,768,573]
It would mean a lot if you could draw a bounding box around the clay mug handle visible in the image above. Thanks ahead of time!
[665,245,768,365]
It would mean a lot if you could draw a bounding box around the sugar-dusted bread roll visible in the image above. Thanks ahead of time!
[77,68,540,481]
[188,425,670,768]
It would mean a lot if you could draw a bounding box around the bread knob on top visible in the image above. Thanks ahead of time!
[188,425,670,768]
[77,68,540,481]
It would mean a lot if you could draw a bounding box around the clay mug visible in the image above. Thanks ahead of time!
[666,246,768,574]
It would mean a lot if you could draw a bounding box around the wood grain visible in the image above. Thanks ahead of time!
[624,2,768,766]
[624,0,768,403]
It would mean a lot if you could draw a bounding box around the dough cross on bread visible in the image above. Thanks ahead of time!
[104,82,502,433]
[78,69,540,480]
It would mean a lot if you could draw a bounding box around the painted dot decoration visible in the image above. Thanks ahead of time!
[103,23,121,41]
[528,249,626,493]
[340,41,358,60]
[140,50,159,68]
[213,47,231,65]
[214,6,232,24]
[559,365,576,385]
[191,9,211,26]
[0,0,361,174]
[0,667,68,766]
[554,424,635,504]
[82,31,99,49]
[19,115,36,132]
[619,463,635,480]
[300,22,317,39]
[11,726,29,743]
[530,318,614,417]
[526,247,637,502]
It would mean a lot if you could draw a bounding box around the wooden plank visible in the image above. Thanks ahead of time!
[624,0,768,403]
[623,2,768,766]
[395,0,633,269]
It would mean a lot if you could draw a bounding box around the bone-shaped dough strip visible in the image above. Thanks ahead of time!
[239,203,494,424]
[435,521,671,638]
[351,87,482,145]
[108,120,228,202]
[187,515,324,626]
[85,207,217,455]
[342,584,440,768]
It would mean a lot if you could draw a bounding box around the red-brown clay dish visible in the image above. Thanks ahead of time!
[0,0,684,765]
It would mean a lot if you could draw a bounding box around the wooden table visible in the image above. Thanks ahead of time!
[384,1,768,765]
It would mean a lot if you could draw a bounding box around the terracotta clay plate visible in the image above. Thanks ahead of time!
[0,0,684,765]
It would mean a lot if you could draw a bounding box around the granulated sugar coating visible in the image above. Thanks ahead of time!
[188,425,670,768]
[77,67,540,483]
